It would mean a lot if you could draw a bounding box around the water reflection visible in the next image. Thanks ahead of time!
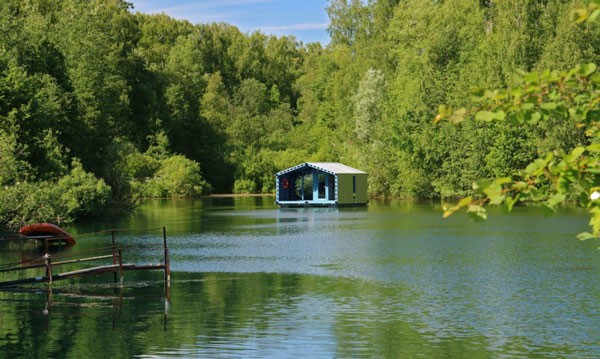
[1,284,169,331]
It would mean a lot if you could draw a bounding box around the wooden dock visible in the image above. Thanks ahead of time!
[0,227,171,288]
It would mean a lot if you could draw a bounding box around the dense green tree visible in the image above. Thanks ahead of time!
[1,0,598,230]
[52,0,143,176]
[199,72,234,192]
[145,155,210,197]
[135,13,194,72]
[327,0,372,47]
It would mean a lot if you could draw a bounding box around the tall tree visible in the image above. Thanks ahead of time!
[53,0,142,178]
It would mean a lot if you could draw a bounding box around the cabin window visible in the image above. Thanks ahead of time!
[296,173,313,200]
[353,176,356,194]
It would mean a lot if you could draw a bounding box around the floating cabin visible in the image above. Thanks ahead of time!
[275,162,368,207]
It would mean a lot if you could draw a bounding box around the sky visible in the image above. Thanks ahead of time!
[128,0,331,45]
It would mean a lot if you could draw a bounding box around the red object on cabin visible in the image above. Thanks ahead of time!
[19,223,76,246]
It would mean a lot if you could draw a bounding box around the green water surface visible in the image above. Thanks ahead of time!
[1,197,599,358]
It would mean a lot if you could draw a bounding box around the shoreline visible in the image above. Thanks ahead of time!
[207,193,275,198]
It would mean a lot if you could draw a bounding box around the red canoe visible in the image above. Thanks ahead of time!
[19,223,76,246]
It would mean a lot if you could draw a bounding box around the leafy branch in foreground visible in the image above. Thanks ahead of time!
[437,60,600,239]
[571,0,600,24]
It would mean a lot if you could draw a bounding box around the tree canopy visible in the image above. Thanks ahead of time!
[0,0,598,230]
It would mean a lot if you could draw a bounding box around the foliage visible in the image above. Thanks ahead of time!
[144,155,210,198]
[0,159,110,230]
[54,159,112,218]
[438,1,600,240]
[0,129,32,185]
[1,0,598,230]
[111,135,210,199]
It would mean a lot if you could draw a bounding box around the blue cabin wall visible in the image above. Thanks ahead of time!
[276,168,336,206]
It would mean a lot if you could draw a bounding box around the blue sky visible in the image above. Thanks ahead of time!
[129,0,331,44]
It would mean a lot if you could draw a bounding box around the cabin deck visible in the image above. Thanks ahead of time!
[277,200,337,208]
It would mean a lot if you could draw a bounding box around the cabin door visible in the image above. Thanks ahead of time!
[313,172,332,201]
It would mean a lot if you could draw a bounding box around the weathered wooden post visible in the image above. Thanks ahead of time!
[118,249,124,287]
[163,227,170,286]
[163,292,169,332]
[44,252,52,286]
[111,230,117,284]
[43,287,52,316]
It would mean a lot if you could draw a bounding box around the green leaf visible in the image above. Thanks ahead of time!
[540,102,557,110]
[590,8,600,22]
[484,90,496,99]
[571,8,588,23]
[475,110,506,122]
[557,174,571,193]
[589,207,600,236]
[587,110,600,122]
[534,153,553,174]
[510,87,522,98]
[571,146,586,160]
[506,194,520,211]
[568,107,585,122]
[457,196,473,208]
[467,204,487,221]
[547,193,566,207]
[492,90,508,101]
[562,146,586,165]
[494,177,512,185]
[581,63,597,77]
[473,179,491,192]
[475,111,496,122]
[448,108,466,124]
[586,143,600,152]
[443,196,472,218]
[438,104,452,117]
[525,159,546,176]
[483,183,502,198]
[524,72,540,84]
[579,192,590,208]
[542,70,561,83]
[521,102,535,110]
[442,210,454,219]
[512,181,529,191]
[526,111,541,124]
[577,232,596,241]
[489,194,505,205]
[470,88,484,100]
[507,113,521,125]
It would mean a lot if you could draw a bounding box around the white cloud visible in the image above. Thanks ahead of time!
[131,0,276,27]
[130,0,331,44]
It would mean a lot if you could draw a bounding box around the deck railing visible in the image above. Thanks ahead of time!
[0,227,170,288]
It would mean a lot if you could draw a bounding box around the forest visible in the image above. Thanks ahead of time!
[0,0,599,230]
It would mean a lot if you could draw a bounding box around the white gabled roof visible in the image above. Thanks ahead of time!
[276,162,367,176]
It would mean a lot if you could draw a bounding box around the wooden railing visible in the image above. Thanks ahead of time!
[0,227,170,288]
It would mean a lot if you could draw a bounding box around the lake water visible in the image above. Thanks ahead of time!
[1,197,599,358]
